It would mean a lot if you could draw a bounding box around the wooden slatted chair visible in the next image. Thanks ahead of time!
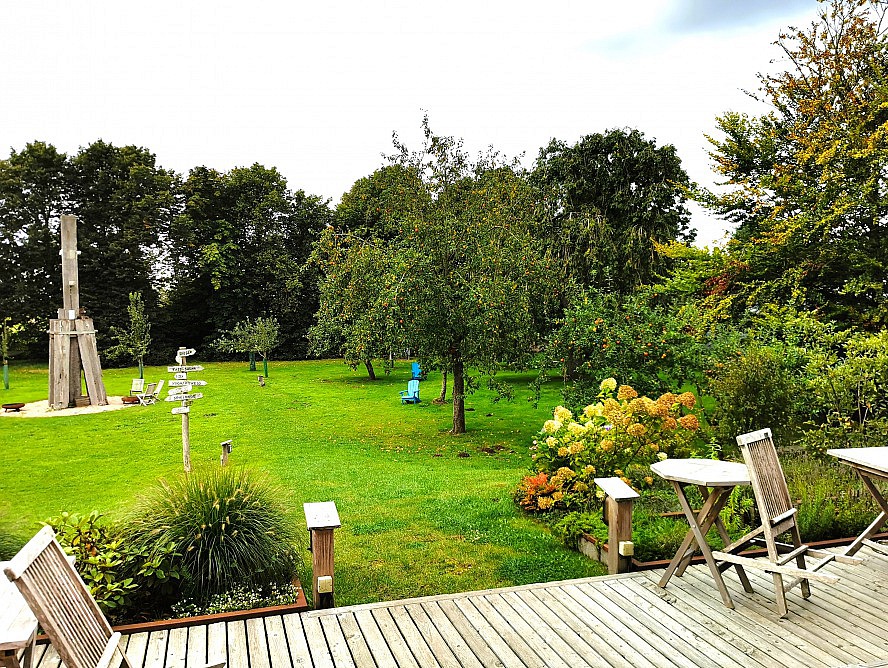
[4,526,224,668]
[712,428,861,616]
[128,378,145,396]
[136,379,163,406]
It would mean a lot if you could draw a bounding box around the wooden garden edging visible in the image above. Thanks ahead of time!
[33,582,309,643]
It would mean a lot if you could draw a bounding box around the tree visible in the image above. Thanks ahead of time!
[309,165,427,379]
[105,292,152,379]
[216,317,281,377]
[530,129,693,295]
[701,0,888,326]
[388,119,555,434]
[66,141,178,347]
[166,165,329,357]
[0,142,68,355]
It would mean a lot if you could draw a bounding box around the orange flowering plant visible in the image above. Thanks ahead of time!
[516,378,704,513]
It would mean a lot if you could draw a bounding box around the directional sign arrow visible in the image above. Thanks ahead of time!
[169,379,207,387]
[171,406,190,415]
[164,392,203,402]
[167,365,204,373]
[168,385,192,395]
[174,372,188,380]
[177,348,197,357]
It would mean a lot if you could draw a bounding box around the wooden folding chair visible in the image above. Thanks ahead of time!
[4,527,224,668]
[712,428,861,616]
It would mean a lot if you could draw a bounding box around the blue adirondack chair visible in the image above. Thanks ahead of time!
[400,379,420,404]
[411,362,422,379]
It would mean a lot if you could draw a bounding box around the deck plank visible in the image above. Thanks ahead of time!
[317,614,356,668]
[125,632,149,668]
[281,613,314,668]
[247,616,273,668]
[414,601,485,668]
[448,597,525,668]
[186,623,207,667]
[369,607,420,668]
[302,615,335,668]
[336,613,377,668]
[164,626,187,668]
[264,616,294,668]
[143,629,168,668]
[226,621,250,668]
[432,599,509,668]
[387,605,439,667]
[352,609,397,667]
[206,621,227,668]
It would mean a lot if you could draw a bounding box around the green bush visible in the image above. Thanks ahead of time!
[709,345,798,447]
[46,511,183,622]
[798,330,888,456]
[125,467,303,600]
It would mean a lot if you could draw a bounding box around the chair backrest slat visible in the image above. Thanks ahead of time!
[4,526,124,668]
[737,428,793,523]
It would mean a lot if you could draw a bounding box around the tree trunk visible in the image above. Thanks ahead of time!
[452,358,465,434]
[365,359,377,380]
[249,351,256,371]
[438,369,448,402]
[263,357,269,378]
[138,358,144,380]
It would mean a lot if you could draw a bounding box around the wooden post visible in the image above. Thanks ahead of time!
[181,411,192,473]
[220,440,232,467]
[595,477,639,575]
[304,502,341,610]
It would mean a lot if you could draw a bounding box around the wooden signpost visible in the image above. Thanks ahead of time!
[168,347,207,473]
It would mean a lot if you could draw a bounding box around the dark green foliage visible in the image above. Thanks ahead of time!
[709,346,798,447]
[46,511,184,623]
[125,467,303,599]
[531,128,693,295]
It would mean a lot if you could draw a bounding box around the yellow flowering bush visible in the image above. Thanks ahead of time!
[518,379,704,512]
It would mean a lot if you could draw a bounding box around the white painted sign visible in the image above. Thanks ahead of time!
[169,379,207,387]
[167,365,204,373]
[168,385,192,395]
[164,392,203,402]
[174,372,188,380]
[177,348,197,357]
[171,406,190,415]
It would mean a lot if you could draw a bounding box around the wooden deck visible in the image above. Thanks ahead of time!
[32,543,888,667]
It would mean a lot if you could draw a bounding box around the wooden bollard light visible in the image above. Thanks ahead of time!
[220,439,232,467]
[304,501,340,610]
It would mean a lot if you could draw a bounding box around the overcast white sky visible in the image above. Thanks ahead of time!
[1,0,820,246]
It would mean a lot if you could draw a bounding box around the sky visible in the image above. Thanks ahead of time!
[1,0,821,247]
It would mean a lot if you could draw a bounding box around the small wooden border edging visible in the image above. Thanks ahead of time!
[35,581,309,643]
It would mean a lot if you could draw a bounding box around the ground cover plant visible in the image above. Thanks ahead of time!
[0,359,604,614]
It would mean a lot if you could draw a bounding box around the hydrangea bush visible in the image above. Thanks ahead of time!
[515,378,703,513]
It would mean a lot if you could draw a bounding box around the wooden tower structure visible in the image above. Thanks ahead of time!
[48,215,107,409]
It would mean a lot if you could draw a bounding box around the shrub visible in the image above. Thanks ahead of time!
[517,378,705,513]
[798,330,888,456]
[125,467,303,600]
[46,511,183,622]
[709,345,798,447]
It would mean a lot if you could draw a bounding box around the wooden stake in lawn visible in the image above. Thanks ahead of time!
[47,215,108,409]
[166,347,207,473]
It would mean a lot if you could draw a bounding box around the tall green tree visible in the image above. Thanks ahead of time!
[215,316,281,377]
[66,141,178,346]
[309,165,427,379]
[701,0,888,326]
[166,165,329,356]
[389,120,555,434]
[0,142,69,353]
[530,129,693,295]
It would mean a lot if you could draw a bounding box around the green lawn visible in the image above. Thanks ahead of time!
[0,359,604,606]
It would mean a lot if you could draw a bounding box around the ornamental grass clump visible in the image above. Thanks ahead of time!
[125,466,302,600]
[516,378,703,513]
